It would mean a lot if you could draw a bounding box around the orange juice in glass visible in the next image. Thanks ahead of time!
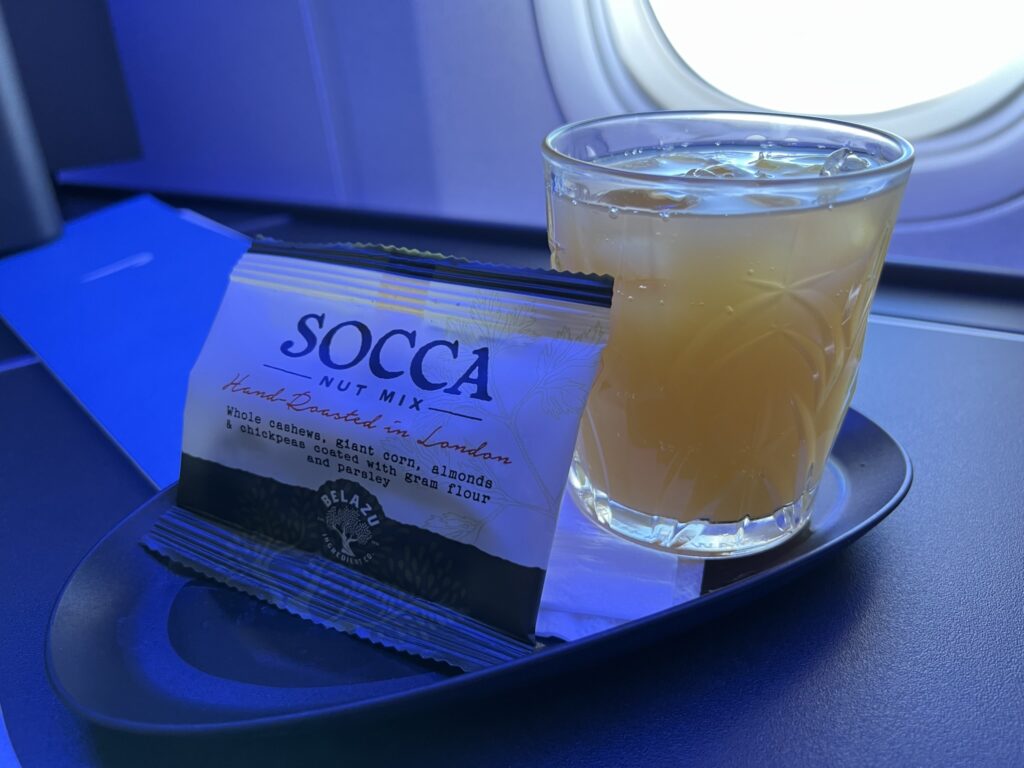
[544,112,913,557]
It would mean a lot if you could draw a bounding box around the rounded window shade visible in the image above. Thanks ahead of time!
[648,0,1024,116]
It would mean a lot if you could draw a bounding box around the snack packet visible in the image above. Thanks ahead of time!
[143,241,612,670]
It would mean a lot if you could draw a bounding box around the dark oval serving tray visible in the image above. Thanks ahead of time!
[46,408,911,734]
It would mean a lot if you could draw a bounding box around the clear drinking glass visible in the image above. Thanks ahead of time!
[544,111,913,557]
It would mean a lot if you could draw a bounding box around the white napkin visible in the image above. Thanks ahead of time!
[536,490,704,641]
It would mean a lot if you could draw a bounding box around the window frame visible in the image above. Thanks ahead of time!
[534,0,1024,224]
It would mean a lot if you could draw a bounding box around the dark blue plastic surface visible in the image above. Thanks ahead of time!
[45,408,909,734]
[0,320,28,363]
[0,364,156,766]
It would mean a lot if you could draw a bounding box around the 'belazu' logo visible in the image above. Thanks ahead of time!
[317,479,384,567]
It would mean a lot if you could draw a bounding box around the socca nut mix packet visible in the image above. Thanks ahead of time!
[144,241,613,670]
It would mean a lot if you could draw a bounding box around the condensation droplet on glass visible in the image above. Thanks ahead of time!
[726,305,734,314]
[638,283,648,290]
[658,210,670,219]
[746,268,755,275]
[608,207,620,219]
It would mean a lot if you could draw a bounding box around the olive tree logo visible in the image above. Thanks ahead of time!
[326,504,372,558]
[317,479,384,566]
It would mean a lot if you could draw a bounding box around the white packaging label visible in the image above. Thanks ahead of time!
[175,246,611,637]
